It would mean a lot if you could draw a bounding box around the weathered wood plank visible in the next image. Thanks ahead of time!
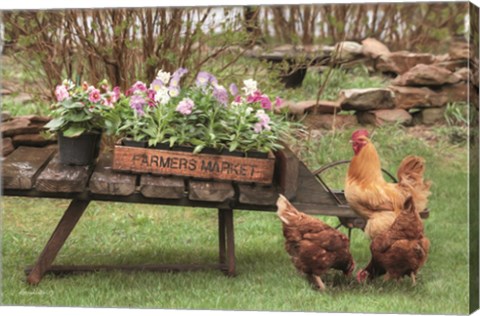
[238,183,279,206]
[274,147,299,200]
[35,154,93,193]
[112,145,275,184]
[89,154,137,196]
[140,175,185,199]
[188,180,235,202]
[2,146,56,189]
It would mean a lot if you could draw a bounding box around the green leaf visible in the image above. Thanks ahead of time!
[193,145,205,154]
[44,117,65,131]
[68,112,91,122]
[62,101,85,109]
[62,126,86,137]
[229,141,239,152]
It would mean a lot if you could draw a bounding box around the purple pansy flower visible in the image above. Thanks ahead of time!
[176,98,195,115]
[213,85,229,105]
[55,85,69,102]
[169,86,180,97]
[130,94,147,116]
[150,78,164,92]
[170,68,188,87]
[195,71,217,88]
[229,83,238,96]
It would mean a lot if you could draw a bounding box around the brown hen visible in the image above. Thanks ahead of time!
[276,194,355,290]
[357,196,430,284]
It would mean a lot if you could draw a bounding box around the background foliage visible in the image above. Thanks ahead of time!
[2,3,468,102]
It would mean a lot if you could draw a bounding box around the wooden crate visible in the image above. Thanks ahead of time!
[112,145,276,184]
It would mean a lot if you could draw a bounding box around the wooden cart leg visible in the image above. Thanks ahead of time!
[218,209,226,266]
[27,199,89,285]
[223,208,236,276]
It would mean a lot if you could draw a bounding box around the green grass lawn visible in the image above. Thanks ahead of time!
[1,125,469,314]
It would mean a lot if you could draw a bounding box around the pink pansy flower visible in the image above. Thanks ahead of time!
[246,90,272,110]
[102,94,114,107]
[275,96,283,108]
[132,81,147,92]
[231,95,243,106]
[253,110,271,133]
[112,86,121,102]
[55,85,69,102]
[176,98,195,115]
[88,88,102,103]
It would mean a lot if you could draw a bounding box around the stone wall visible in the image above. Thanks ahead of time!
[1,113,55,157]
[287,38,472,128]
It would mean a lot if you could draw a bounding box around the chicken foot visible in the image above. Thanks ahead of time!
[410,272,417,286]
[313,275,326,291]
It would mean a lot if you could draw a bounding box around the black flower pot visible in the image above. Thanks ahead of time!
[245,151,269,159]
[219,148,245,157]
[122,138,148,148]
[154,142,171,150]
[58,131,102,166]
[171,145,194,153]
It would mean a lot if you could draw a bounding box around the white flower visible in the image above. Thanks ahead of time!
[154,86,171,105]
[246,106,254,115]
[62,79,74,89]
[156,69,171,85]
[242,79,258,96]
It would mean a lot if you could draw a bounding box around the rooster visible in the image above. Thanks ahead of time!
[345,129,431,239]
[357,196,430,284]
[276,195,355,291]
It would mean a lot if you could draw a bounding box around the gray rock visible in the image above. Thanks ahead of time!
[362,38,390,59]
[303,113,358,130]
[12,92,33,104]
[454,68,471,82]
[2,137,15,156]
[288,100,340,115]
[376,51,435,74]
[389,85,448,109]
[449,41,469,60]
[340,88,395,111]
[333,41,364,61]
[392,64,461,87]
[420,107,446,125]
[1,111,12,122]
[356,109,412,126]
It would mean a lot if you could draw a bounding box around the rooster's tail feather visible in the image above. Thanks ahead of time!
[397,156,432,212]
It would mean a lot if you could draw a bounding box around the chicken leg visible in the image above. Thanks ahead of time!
[313,275,326,291]
[410,272,417,285]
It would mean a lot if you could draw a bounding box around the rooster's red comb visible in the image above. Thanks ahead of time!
[351,129,370,140]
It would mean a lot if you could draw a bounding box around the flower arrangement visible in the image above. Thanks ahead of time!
[108,68,293,155]
[45,79,120,137]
